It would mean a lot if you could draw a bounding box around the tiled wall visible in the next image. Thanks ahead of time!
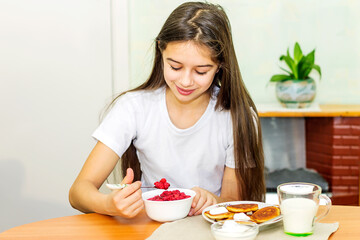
[306,117,360,205]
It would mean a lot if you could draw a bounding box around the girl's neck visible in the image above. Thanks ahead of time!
[165,87,211,129]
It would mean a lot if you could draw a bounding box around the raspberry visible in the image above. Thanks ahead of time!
[153,178,170,190]
[147,190,191,201]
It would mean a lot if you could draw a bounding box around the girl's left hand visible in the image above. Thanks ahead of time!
[188,187,217,216]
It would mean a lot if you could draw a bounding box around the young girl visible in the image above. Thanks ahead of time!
[69,1,265,218]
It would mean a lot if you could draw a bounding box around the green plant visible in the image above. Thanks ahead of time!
[270,42,322,82]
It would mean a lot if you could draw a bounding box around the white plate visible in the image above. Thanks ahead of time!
[202,201,282,227]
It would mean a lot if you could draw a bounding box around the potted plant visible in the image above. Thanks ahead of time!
[269,42,322,108]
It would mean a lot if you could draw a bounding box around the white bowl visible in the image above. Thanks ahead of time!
[211,220,259,240]
[142,188,196,222]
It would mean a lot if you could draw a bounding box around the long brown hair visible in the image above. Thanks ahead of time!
[116,2,265,201]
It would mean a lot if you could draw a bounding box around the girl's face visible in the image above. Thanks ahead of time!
[162,41,219,105]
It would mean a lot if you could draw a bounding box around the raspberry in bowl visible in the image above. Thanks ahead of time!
[142,188,196,222]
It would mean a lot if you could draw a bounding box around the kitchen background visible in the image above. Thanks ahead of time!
[1,0,359,232]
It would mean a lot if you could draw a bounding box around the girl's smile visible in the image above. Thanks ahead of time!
[176,86,195,96]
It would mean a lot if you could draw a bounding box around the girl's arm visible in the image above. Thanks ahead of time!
[189,166,240,216]
[69,141,144,218]
[219,166,241,201]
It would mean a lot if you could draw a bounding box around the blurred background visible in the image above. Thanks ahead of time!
[1,0,359,232]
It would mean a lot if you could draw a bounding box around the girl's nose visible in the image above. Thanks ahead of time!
[179,71,193,87]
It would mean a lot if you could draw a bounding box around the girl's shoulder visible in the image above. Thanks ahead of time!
[116,87,165,106]
[109,87,165,118]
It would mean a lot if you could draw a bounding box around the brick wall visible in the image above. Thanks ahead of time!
[306,117,360,205]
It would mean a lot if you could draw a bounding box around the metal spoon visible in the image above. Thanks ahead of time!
[105,183,156,190]
[105,183,128,190]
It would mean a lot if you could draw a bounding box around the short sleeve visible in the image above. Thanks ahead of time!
[92,93,138,158]
[224,107,258,169]
[225,116,235,168]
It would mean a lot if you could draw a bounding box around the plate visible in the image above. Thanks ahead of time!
[201,201,282,227]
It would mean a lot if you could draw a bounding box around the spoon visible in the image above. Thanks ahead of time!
[105,183,156,190]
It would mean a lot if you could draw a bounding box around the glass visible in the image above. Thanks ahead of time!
[277,182,331,237]
[211,220,259,240]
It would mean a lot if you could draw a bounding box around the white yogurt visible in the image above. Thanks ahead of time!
[220,220,249,233]
[211,220,259,240]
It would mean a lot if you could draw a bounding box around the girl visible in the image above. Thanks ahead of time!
[69,1,265,218]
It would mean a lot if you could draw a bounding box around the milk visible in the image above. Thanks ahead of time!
[280,198,318,234]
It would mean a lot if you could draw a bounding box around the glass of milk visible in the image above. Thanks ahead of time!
[277,182,331,237]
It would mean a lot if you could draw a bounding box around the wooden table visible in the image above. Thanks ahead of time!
[0,205,359,239]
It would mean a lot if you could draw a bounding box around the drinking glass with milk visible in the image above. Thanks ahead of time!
[277,182,331,237]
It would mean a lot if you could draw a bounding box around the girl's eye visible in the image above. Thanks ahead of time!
[170,66,181,71]
[196,71,207,75]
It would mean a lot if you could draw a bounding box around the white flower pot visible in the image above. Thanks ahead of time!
[275,79,316,108]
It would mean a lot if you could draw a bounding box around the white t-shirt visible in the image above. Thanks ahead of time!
[92,87,235,196]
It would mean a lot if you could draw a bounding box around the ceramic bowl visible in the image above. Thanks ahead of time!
[142,188,196,222]
[211,220,259,240]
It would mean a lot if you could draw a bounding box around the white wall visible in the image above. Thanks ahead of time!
[0,0,125,232]
[128,0,360,104]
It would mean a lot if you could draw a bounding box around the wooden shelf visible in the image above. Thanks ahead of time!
[258,105,360,117]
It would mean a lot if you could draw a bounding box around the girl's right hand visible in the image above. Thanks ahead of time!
[105,168,144,218]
